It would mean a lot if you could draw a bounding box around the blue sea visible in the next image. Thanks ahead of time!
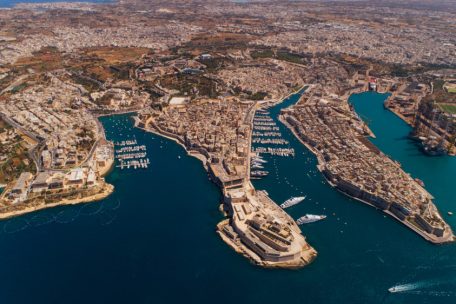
[0,91,455,303]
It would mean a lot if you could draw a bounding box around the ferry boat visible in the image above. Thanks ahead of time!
[280,196,306,209]
[296,214,326,225]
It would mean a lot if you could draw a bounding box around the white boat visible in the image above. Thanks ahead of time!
[280,196,306,209]
[388,285,415,293]
[252,157,267,164]
[296,214,326,225]
[251,163,264,169]
[388,287,398,293]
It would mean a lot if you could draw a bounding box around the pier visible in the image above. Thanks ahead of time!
[115,139,150,170]
[250,110,296,179]
[252,147,295,157]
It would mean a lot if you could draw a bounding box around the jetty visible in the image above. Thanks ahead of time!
[115,140,150,170]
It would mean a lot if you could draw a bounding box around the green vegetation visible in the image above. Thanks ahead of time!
[431,79,456,104]
[390,64,409,77]
[95,92,115,106]
[439,104,456,114]
[0,143,35,184]
[434,79,445,91]
[162,74,218,98]
[109,63,133,80]
[423,80,456,105]
[71,74,102,93]
[11,82,28,94]
[249,91,268,100]
[250,49,274,59]
[200,58,224,72]
[276,51,305,64]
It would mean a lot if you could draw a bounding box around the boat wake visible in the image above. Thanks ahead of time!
[401,290,456,297]
[388,281,435,293]
[388,279,455,295]
[1,199,121,233]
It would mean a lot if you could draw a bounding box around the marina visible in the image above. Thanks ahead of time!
[0,93,455,304]
[252,131,282,137]
[250,110,296,180]
[115,139,150,170]
[252,147,295,157]
[252,138,289,145]
[251,110,296,161]
[253,125,280,131]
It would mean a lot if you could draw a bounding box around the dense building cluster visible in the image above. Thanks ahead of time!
[0,76,98,169]
[139,98,316,267]
[0,23,201,65]
[1,140,113,207]
[281,94,453,242]
[144,98,252,186]
[0,0,454,266]
[217,61,305,100]
[0,75,114,211]
[253,21,455,66]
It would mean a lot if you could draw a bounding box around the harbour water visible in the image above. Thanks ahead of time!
[0,91,455,303]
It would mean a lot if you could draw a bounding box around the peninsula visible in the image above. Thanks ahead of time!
[280,86,454,243]
[0,0,454,268]
[137,97,316,268]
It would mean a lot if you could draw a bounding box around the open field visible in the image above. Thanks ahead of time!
[439,104,456,114]
[83,47,150,64]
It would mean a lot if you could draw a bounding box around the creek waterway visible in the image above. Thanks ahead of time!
[0,91,454,303]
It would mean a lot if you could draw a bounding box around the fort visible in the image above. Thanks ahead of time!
[137,96,316,268]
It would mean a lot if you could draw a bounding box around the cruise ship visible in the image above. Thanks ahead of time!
[280,196,306,209]
[296,214,326,225]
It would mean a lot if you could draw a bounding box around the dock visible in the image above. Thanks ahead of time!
[115,139,150,170]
